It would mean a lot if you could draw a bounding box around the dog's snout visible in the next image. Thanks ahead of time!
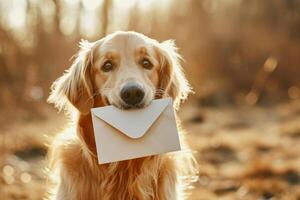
[120,82,145,106]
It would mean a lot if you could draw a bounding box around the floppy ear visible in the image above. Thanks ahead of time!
[155,40,192,110]
[47,40,95,114]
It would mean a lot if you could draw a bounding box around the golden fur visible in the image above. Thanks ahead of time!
[46,31,197,200]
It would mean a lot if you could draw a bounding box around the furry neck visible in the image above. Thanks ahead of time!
[77,112,98,157]
[75,96,105,158]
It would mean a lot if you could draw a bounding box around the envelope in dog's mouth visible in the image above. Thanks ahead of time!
[92,98,170,139]
[91,98,181,164]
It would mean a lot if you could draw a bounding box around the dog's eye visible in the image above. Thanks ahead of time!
[141,58,153,70]
[101,61,114,72]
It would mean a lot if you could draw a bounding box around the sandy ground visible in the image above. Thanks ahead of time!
[0,100,300,200]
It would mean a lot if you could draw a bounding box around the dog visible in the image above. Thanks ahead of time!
[46,31,197,200]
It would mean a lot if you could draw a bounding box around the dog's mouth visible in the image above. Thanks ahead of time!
[115,99,148,110]
[103,86,157,110]
[120,102,146,110]
[104,96,150,110]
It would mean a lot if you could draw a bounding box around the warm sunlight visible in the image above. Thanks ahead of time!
[0,0,300,199]
[2,0,27,29]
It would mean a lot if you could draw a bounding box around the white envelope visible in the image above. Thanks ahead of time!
[91,98,181,164]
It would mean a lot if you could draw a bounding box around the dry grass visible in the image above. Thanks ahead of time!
[1,100,300,199]
[0,1,299,199]
[181,99,300,200]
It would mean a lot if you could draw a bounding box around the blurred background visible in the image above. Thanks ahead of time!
[0,0,300,199]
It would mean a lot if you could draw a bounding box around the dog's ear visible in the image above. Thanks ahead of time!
[154,40,192,109]
[48,40,96,114]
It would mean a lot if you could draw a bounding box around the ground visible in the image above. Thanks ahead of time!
[0,100,300,200]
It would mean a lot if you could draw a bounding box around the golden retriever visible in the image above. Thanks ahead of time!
[46,31,197,200]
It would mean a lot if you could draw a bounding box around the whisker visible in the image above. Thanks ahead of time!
[155,89,166,95]
[156,88,166,92]
[155,89,166,98]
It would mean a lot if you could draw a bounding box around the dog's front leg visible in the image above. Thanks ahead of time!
[156,159,179,200]
[49,181,73,200]
[159,173,178,200]
[54,184,68,200]
[48,167,80,200]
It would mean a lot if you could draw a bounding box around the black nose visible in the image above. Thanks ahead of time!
[120,82,145,106]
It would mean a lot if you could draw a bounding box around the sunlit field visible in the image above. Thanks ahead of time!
[1,0,300,199]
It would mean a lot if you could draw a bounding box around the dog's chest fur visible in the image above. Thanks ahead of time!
[49,129,177,200]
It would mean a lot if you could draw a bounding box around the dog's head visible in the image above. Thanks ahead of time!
[48,31,191,114]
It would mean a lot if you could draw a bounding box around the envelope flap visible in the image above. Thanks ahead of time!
[91,98,172,139]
